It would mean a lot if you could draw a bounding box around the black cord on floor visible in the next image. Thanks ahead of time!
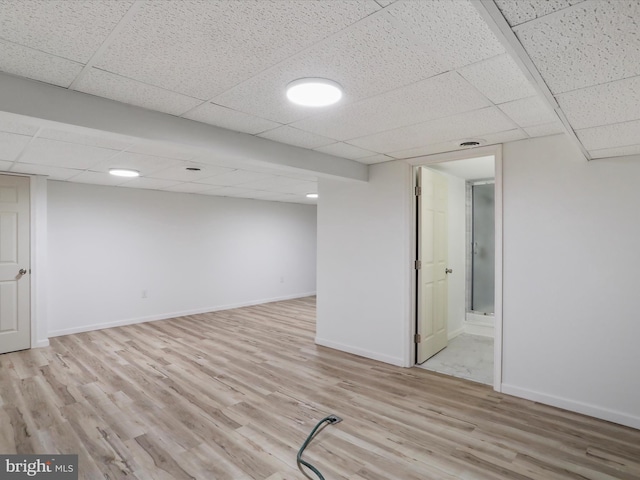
[296,415,343,480]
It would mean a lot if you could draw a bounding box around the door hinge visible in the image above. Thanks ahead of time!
[415,186,421,196]
[414,260,421,270]
[414,333,421,343]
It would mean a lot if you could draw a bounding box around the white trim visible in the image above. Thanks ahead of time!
[501,384,640,430]
[315,337,405,367]
[409,145,504,393]
[493,150,503,392]
[30,175,49,349]
[447,327,465,340]
[464,322,494,338]
[48,291,316,338]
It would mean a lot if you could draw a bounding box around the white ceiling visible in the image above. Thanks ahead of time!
[0,0,637,202]
[429,156,495,181]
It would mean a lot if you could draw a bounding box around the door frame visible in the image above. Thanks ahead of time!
[406,145,503,392]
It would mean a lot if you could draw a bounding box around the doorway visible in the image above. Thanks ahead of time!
[413,151,502,389]
[0,174,31,354]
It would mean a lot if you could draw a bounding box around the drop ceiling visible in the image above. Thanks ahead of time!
[0,0,637,203]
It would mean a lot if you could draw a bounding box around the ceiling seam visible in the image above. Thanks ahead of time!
[68,0,145,91]
[472,0,592,161]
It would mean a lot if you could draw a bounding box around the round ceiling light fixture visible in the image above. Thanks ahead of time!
[306,193,319,199]
[109,168,140,178]
[286,78,343,107]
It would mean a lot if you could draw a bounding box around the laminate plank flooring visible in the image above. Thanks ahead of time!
[1,297,639,479]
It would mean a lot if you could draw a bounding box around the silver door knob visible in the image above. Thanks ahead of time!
[445,268,453,274]
[18,268,27,275]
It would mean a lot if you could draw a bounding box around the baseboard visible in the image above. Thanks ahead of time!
[501,383,640,430]
[464,322,494,337]
[33,339,50,348]
[448,327,465,340]
[314,337,405,367]
[48,291,316,338]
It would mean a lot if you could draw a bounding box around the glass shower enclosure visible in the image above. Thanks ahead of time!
[469,182,495,314]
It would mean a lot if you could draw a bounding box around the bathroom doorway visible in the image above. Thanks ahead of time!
[414,153,500,387]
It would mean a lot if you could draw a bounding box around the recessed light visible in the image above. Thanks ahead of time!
[286,78,342,107]
[306,193,319,199]
[109,168,140,177]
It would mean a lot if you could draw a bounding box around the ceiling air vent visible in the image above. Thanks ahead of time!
[460,140,481,147]
[185,167,201,171]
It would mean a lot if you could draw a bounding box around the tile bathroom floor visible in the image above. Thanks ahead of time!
[418,333,493,385]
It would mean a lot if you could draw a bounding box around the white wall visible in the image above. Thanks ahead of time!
[47,181,317,336]
[316,161,412,366]
[501,134,640,428]
[317,134,640,428]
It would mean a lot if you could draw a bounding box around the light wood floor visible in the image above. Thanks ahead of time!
[1,297,639,479]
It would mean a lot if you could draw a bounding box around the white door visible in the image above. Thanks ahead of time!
[417,167,448,364]
[0,175,30,354]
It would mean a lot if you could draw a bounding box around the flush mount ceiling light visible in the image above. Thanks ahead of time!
[306,193,319,199]
[109,168,140,177]
[286,78,342,107]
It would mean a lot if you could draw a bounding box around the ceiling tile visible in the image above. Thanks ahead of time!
[0,116,40,136]
[39,127,134,151]
[119,177,181,190]
[270,181,317,195]
[19,137,116,169]
[357,154,394,165]
[212,11,451,124]
[0,160,12,171]
[556,75,640,130]
[514,1,640,94]
[239,175,303,191]
[66,171,127,186]
[95,0,380,100]
[183,103,281,135]
[90,151,183,176]
[498,96,557,127]
[349,107,516,153]
[199,186,255,197]
[523,122,565,138]
[385,0,504,71]
[148,164,234,183]
[164,182,218,194]
[258,126,334,149]
[0,0,134,62]
[388,129,527,159]
[494,0,585,27]
[0,132,31,161]
[589,145,640,159]
[125,142,198,161]
[75,69,203,116]
[292,72,491,141]
[0,40,83,87]
[195,170,274,187]
[457,54,537,104]
[576,119,640,151]
[314,142,375,160]
[10,163,83,180]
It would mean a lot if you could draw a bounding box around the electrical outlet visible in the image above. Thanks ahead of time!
[142,289,148,299]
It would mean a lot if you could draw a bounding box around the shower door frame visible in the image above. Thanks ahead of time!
[466,179,496,316]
